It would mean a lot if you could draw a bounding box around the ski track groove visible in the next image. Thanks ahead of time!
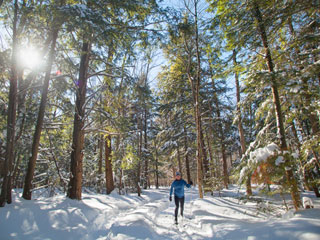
[105,189,199,239]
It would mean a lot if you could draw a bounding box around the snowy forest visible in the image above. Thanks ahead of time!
[0,0,320,239]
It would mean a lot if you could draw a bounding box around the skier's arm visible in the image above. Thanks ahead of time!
[170,183,174,197]
[183,180,191,188]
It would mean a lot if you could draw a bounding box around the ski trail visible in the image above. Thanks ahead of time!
[104,187,272,240]
[104,188,199,240]
[106,189,268,240]
[104,189,172,239]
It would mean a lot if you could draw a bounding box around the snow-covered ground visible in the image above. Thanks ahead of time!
[1,186,320,240]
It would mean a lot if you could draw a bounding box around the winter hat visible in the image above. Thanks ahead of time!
[176,171,181,176]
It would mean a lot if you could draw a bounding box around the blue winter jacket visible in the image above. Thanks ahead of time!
[170,179,191,198]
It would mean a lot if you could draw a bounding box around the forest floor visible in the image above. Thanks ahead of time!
[0,185,320,240]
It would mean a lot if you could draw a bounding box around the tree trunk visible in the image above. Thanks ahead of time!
[211,76,229,189]
[313,185,320,198]
[177,146,182,176]
[22,28,59,200]
[105,135,114,194]
[195,95,204,198]
[116,135,123,193]
[119,168,123,194]
[67,41,91,200]
[184,0,206,198]
[205,132,214,178]
[137,115,143,196]
[194,0,204,198]
[184,126,191,184]
[155,143,159,189]
[221,136,229,189]
[200,125,210,181]
[0,0,19,207]
[291,119,313,190]
[252,1,301,210]
[233,50,252,195]
[12,154,21,188]
[143,108,148,189]
[205,88,218,180]
[97,134,103,193]
[137,166,142,196]
[233,50,246,155]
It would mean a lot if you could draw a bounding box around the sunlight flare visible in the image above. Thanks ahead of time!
[18,46,42,70]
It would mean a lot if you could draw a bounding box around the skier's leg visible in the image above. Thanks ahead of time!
[174,196,179,222]
[180,197,185,217]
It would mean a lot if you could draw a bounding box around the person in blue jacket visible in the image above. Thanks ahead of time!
[169,171,192,224]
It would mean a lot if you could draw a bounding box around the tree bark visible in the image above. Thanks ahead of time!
[97,134,103,193]
[252,1,301,210]
[184,126,191,183]
[12,154,21,188]
[114,135,122,193]
[233,50,252,195]
[143,108,149,189]
[137,114,143,196]
[194,0,204,198]
[177,146,182,176]
[220,134,229,189]
[0,0,19,207]
[67,41,91,200]
[22,28,59,200]
[155,141,159,189]
[200,126,210,181]
[205,88,218,180]
[105,135,114,194]
[211,76,229,189]
[205,132,214,178]
[233,50,246,155]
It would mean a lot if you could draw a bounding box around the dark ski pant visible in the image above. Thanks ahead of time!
[174,196,185,221]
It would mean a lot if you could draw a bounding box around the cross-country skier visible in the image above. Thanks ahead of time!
[169,171,193,224]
